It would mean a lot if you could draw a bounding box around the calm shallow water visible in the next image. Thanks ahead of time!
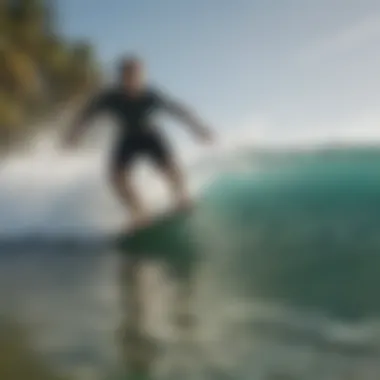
[2,147,380,379]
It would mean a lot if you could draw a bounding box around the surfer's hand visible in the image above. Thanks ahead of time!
[198,128,215,144]
[62,130,79,149]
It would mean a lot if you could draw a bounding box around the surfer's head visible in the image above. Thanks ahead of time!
[118,55,145,91]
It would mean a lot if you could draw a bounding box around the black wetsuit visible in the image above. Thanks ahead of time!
[80,86,174,171]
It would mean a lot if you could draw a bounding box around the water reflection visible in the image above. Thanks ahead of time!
[115,224,200,378]
[2,242,380,379]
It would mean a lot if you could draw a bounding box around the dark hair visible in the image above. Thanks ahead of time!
[118,55,142,75]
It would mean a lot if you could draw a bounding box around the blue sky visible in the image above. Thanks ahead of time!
[56,0,380,144]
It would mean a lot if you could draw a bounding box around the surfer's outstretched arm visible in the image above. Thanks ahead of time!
[63,92,108,146]
[158,93,214,143]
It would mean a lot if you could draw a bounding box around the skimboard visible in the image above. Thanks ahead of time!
[129,203,194,235]
[115,203,196,255]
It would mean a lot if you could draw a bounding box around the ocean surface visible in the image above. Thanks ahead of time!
[1,145,380,379]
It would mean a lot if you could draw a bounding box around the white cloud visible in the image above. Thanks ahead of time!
[297,13,380,64]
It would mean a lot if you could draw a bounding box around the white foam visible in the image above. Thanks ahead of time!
[1,110,380,238]
[0,121,225,238]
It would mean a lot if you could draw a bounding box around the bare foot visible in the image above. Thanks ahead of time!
[128,212,151,232]
[175,196,194,212]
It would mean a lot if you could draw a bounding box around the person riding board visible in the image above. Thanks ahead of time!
[64,56,214,229]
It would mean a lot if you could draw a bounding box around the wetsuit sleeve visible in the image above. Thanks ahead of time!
[76,90,112,125]
[150,88,189,117]
[150,87,212,139]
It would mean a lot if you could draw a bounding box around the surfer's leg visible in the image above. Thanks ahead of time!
[160,160,191,208]
[145,132,191,208]
[110,141,148,226]
[110,169,146,217]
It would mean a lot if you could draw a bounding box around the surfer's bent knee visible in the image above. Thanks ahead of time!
[108,165,128,190]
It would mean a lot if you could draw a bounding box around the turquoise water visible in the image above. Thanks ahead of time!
[203,147,380,320]
[1,146,380,379]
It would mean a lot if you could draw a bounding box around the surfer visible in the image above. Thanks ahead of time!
[64,56,214,229]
